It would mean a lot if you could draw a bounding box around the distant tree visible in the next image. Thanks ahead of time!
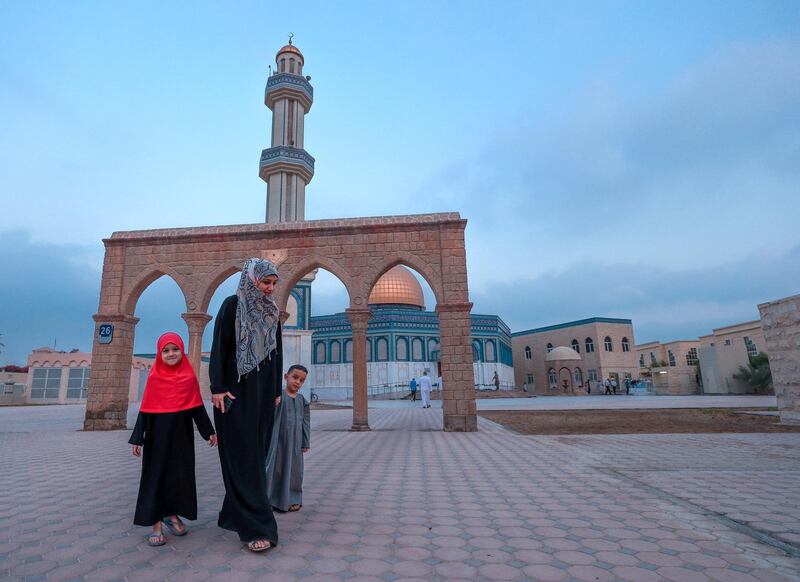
[733,352,772,394]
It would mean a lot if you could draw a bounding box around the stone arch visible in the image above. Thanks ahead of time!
[276,255,353,311]
[122,266,190,316]
[198,259,249,314]
[361,253,444,308]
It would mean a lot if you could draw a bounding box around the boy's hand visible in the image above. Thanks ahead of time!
[302,448,310,453]
[209,435,218,447]
[132,445,142,457]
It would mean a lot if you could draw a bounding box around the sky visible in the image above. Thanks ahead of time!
[1,0,799,364]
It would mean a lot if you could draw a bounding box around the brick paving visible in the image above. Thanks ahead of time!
[1,404,800,581]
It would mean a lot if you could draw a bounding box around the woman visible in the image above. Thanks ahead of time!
[209,257,283,552]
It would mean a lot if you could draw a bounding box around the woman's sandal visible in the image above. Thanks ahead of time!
[247,539,274,553]
[161,517,188,536]
[288,504,302,512]
[145,532,166,547]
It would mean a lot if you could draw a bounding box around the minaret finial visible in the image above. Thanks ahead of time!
[288,32,294,45]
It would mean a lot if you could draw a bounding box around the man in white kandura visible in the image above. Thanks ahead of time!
[419,371,433,408]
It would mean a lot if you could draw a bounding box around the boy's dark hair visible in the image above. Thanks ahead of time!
[287,364,308,375]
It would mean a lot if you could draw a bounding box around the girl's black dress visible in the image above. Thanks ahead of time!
[129,405,215,526]
[210,295,283,544]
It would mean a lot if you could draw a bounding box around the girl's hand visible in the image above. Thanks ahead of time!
[209,435,218,447]
[132,445,142,457]
[302,448,310,454]
[212,392,235,413]
[275,396,281,407]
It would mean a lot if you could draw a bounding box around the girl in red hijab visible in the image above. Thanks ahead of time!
[129,332,217,547]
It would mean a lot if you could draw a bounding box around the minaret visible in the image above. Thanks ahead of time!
[260,36,315,223]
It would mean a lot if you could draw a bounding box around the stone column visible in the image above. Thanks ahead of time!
[436,302,477,432]
[181,312,212,380]
[347,308,372,431]
[759,294,800,425]
[84,314,139,431]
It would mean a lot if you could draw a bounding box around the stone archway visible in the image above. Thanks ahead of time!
[84,213,477,432]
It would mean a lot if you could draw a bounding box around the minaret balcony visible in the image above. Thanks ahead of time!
[259,146,315,184]
[265,73,314,111]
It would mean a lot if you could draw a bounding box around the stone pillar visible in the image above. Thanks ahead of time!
[347,308,372,431]
[84,314,139,430]
[181,312,212,381]
[436,302,477,431]
[758,294,800,425]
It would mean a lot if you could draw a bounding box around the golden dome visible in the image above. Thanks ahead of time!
[368,266,425,308]
[276,44,304,63]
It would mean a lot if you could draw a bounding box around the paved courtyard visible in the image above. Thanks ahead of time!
[1,403,799,581]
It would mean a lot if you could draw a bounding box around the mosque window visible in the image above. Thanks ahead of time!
[330,340,341,364]
[485,341,496,362]
[604,336,613,352]
[472,341,482,362]
[585,338,595,353]
[344,340,353,363]
[280,58,286,72]
[526,373,534,385]
[31,368,62,399]
[412,338,424,361]
[546,343,553,353]
[622,337,630,352]
[289,58,295,74]
[524,346,532,360]
[314,342,326,364]
[573,367,583,386]
[66,367,90,399]
[668,350,676,367]
[376,337,389,361]
[744,336,758,357]
[639,354,645,367]
[650,352,657,365]
[571,339,580,354]
[686,347,698,366]
[367,338,374,362]
[547,368,557,387]
[396,337,409,361]
[588,369,598,382]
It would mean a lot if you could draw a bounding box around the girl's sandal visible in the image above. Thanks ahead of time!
[146,532,166,547]
[162,517,188,536]
[247,539,274,553]
[288,504,302,512]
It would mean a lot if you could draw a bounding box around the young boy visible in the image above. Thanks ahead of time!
[266,365,310,512]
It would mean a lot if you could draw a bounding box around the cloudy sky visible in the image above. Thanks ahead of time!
[1,0,799,364]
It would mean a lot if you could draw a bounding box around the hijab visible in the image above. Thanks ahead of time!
[235,257,280,378]
[140,332,203,413]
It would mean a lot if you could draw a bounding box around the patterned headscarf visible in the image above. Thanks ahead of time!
[235,258,280,378]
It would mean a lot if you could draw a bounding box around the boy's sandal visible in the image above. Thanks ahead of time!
[145,532,166,547]
[161,517,188,536]
[247,539,274,553]
[288,504,302,512]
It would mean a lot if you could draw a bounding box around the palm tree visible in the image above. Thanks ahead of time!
[733,352,772,393]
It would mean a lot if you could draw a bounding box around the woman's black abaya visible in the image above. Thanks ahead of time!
[210,295,283,544]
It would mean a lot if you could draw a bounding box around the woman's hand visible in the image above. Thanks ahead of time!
[275,396,281,407]
[209,434,218,447]
[212,392,235,413]
[132,445,142,457]
[302,447,310,454]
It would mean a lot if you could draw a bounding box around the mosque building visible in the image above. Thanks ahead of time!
[264,39,514,398]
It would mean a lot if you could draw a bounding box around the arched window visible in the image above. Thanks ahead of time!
[367,338,373,362]
[396,337,408,361]
[485,340,496,362]
[546,343,554,353]
[622,337,630,352]
[571,339,580,354]
[412,338,424,361]
[547,368,557,387]
[330,340,341,364]
[650,352,657,365]
[639,353,645,367]
[280,58,286,72]
[472,340,482,362]
[604,336,613,352]
[314,341,326,364]
[524,346,532,360]
[344,340,353,363]
[574,367,583,386]
[668,350,676,367]
[289,58,295,74]
[585,338,595,353]
[376,337,389,361]
[428,338,440,361]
